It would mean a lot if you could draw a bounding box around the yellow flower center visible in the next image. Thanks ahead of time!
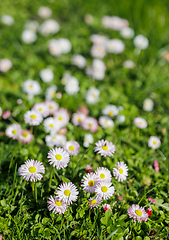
[30,115,36,119]
[88,123,92,127]
[153,141,156,145]
[135,210,142,217]
[108,111,113,117]
[29,166,36,173]
[102,145,108,150]
[92,93,96,98]
[12,130,17,135]
[138,121,142,125]
[101,186,108,192]
[39,108,42,111]
[58,116,62,121]
[52,136,56,139]
[50,124,54,128]
[78,117,81,122]
[88,180,95,187]
[91,199,97,204]
[49,106,53,109]
[69,146,74,151]
[55,200,62,206]
[52,91,56,97]
[100,173,105,179]
[64,190,71,196]
[119,168,123,174]
[22,132,28,137]
[55,154,62,160]
[29,85,33,88]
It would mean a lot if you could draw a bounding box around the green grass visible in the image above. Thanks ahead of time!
[0,0,169,239]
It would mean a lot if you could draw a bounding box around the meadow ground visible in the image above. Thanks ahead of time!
[0,0,169,239]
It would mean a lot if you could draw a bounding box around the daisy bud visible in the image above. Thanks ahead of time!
[154,160,159,172]
[148,198,156,204]
[86,165,94,173]
[103,203,112,212]
[2,110,11,119]
[146,207,152,217]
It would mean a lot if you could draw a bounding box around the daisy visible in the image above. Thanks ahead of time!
[43,117,60,133]
[1,15,14,25]
[39,19,60,36]
[95,167,112,182]
[72,112,86,126]
[47,195,67,215]
[47,147,70,169]
[143,98,154,112]
[133,35,149,50]
[5,124,21,140]
[22,79,41,99]
[99,116,114,129]
[95,180,115,200]
[24,110,43,126]
[148,136,161,150]
[65,76,79,95]
[0,59,12,72]
[102,105,119,117]
[38,6,52,18]
[45,100,59,115]
[123,60,135,69]
[83,133,94,148]
[117,115,125,124]
[128,204,148,223]
[91,45,106,59]
[54,108,70,128]
[120,27,134,39]
[93,59,106,71]
[94,139,116,157]
[81,117,98,133]
[133,117,147,129]
[113,162,128,182]
[18,129,33,143]
[58,38,72,54]
[40,68,54,83]
[106,39,125,54]
[45,85,57,100]
[81,172,98,193]
[24,20,39,32]
[103,203,112,212]
[56,182,79,205]
[72,54,86,68]
[49,39,62,56]
[22,29,37,44]
[101,16,128,30]
[85,87,100,104]
[18,159,45,182]
[90,34,108,45]
[64,141,80,156]
[45,134,67,148]
[32,102,48,118]
[89,196,102,209]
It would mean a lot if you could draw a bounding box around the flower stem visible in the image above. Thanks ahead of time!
[49,167,54,191]
[31,181,35,199]
[100,156,103,166]
[30,126,33,134]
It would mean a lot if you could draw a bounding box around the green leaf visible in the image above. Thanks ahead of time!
[42,218,50,225]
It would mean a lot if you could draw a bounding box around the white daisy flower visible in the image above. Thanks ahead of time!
[81,172,98,193]
[81,117,98,133]
[133,35,149,50]
[95,180,115,200]
[90,34,108,45]
[94,139,116,157]
[85,87,100,104]
[64,141,80,156]
[39,19,60,36]
[18,159,45,182]
[58,38,72,54]
[83,133,94,148]
[120,27,134,39]
[45,100,59,115]
[47,147,70,169]
[99,116,114,129]
[72,112,86,126]
[102,16,128,30]
[49,39,62,56]
[123,60,135,69]
[143,98,154,112]
[65,76,79,95]
[128,204,148,223]
[0,58,12,72]
[5,124,21,140]
[22,29,37,44]
[72,55,86,68]
[107,39,125,54]
[22,79,41,98]
[43,117,60,133]
[1,15,14,25]
[95,167,112,182]
[47,196,67,215]
[54,108,70,129]
[45,85,57,100]
[89,196,102,209]
[18,129,33,144]
[38,6,52,19]
[133,117,147,129]
[117,115,125,124]
[102,105,119,117]
[24,20,39,32]
[91,45,106,59]
[40,68,54,83]
[45,134,66,148]
[24,110,43,126]
[113,162,128,182]
[56,182,79,205]
[148,136,161,150]
[32,102,48,118]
